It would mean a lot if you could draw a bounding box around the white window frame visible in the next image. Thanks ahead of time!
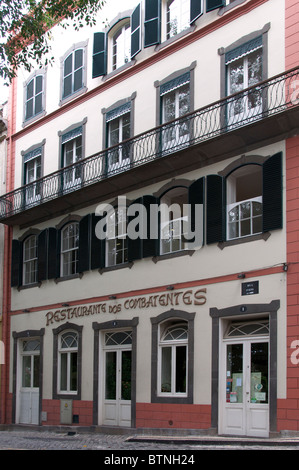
[24,74,44,122]
[23,235,38,286]
[112,21,131,71]
[158,322,188,397]
[58,331,78,395]
[107,113,131,172]
[165,0,190,40]
[62,135,82,190]
[61,222,79,277]
[106,207,128,267]
[24,155,42,205]
[161,82,190,151]
[227,196,263,240]
[226,48,263,126]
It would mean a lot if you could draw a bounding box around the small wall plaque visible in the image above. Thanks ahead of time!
[242,281,259,296]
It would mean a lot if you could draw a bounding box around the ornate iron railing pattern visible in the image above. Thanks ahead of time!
[1,66,299,220]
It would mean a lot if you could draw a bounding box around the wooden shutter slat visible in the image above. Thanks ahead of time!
[263,152,283,232]
[144,0,161,48]
[78,214,91,273]
[131,3,141,58]
[206,174,225,244]
[11,239,22,287]
[92,32,107,78]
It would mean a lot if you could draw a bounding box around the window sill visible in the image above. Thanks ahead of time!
[99,262,133,274]
[23,110,47,128]
[218,0,247,16]
[218,231,271,250]
[59,87,87,107]
[102,60,136,82]
[55,273,83,283]
[155,26,196,52]
[53,392,81,400]
[17,282,42,291]
[152,249,195,263]
[151,395,193,404]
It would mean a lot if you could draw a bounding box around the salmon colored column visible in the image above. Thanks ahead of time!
[0,76,16,424]
[277,0,299,433]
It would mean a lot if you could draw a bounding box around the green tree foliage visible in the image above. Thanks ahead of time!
[0,0,105,83]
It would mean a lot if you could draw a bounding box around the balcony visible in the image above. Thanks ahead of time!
[2,66,299,227]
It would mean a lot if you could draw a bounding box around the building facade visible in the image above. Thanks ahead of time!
[0,0,299,437]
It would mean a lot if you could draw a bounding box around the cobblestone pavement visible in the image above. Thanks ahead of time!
[0,429,299,452]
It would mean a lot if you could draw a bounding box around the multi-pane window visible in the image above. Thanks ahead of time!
[166,0,190,39]
[58,331,78,394]
[106,208,128,266]
[226,165,263,240]
[161,79,190,151]
[159,322,188,396]
[24,154,42,204]
[112,23,131,70]
[160,187,188,254]
[61,222,79,277]
[25,75,43,121]
[107,112,131,172]
[62,49,84,100]
[22,339,40,388]
[226,44,263,125]
[62,134,82,190]
[23,235,38,285]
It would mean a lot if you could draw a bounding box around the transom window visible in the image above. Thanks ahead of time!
[63,48,84,100]
[158,321,188,396]
[112,22,131,71]
[227,165,262,240]
[58,331,78,394]
[61,222,79,277]
[23,235,38,285]
[225,320,269,338]
[166,0,190,40]
[105,331,132,346]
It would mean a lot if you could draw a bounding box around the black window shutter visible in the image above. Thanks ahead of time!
[48,227,60,279]
[263,152,283,232]
[206,174,225,244]
[37,229,48,282]
[144,0,161,48]
[11,239,22,287]
[190,0,203,24]
[131,4,141,59]
[142,195,159,258]
[206,0,225,12]
[188,177,205,246]
[90,213,106,270]
[92,32,107,78]
[78,215,91,273]
[127,197,143,261]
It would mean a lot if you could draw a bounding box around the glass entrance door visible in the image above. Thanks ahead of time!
[103,331,132,427]
[19,339,40,425]
[222,339,269,437]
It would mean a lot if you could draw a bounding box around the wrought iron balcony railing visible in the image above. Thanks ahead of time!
[1,66,299,221]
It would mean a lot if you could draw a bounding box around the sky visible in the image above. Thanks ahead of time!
[0,0,139,104]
